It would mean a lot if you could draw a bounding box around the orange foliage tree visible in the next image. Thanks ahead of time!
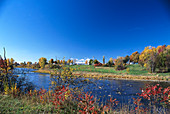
[130,51,140,64]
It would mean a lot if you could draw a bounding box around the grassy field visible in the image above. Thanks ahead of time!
[67,64,170,76]
[0,95,56,113]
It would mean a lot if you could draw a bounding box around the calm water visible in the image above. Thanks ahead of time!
[14,68,170,105]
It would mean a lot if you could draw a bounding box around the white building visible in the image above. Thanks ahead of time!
[73,58,90,65]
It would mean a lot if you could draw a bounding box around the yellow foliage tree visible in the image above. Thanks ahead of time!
[27,61,32,67]
[67,59,71,65]
[60,60,63,64]
[139,46,157,73]
[39,57,47,69]
[130,51,140,63]
[109,57,113,63]
[7,58,10,66]
[70,60,73,64]
[10,58,14,66]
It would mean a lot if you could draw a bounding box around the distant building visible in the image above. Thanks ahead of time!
[72,58,90,65]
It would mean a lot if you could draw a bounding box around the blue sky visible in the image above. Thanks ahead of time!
[0,0,170,63]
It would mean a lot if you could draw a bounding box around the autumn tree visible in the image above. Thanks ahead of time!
[166,45,170,71]
[106,57,114,67]
[115,57,125,70]
[10,58,14,66]
[156,45,170,72]
[7,58,10,66]
[67,59,71,65]
[48,59,54,68]
[57,60,60,64]
[60,60,63,64]
[130,51,140,64]
[20,62,25,67]
[139,46,157,73]
[70,60,73,65]
[85,60,88,65]
[123,55,129,64]
[39,57,47,69]
[103,56,105,64]
[109,57,113,63]
[27,61,32,67]
[14,62,18,66]
[63,60,66,65]
[62,57,66,65]
[49,59,54,64]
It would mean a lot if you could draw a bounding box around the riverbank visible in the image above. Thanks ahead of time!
[33,69,170,82]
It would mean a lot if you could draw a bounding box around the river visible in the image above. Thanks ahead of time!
[14,68,170,105]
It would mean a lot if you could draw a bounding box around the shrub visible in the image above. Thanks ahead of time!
[94,63,102,66]
[51,64,61,69]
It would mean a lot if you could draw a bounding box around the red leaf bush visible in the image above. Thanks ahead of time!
[94,63,102,66]
[139,84,170,106]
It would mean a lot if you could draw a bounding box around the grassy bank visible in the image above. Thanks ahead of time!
[32,64,170,81]
[68,64,170,76]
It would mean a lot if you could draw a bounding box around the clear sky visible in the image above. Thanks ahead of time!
[0,0,170,63]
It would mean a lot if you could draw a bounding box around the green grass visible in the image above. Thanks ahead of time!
[0,95,57,113]
[67,64,170,76]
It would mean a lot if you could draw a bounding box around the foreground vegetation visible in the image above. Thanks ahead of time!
[0,78,170,113]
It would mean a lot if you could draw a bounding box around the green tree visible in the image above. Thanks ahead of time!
[93,59,99,64]
[105,57,114,67]
[89,59,94,65]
